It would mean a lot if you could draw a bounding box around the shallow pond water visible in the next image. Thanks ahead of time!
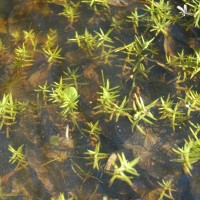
[0,0,200,199]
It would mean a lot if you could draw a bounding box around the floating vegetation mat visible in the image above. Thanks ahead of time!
[0,0,200,199]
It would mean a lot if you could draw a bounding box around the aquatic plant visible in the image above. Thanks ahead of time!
[131,92,158,134]
[50,135,60,146]
[51,193,66,200]
[172,137,200,176]
[8,145,28,170]
[43,45,64,63]
[144,0,173,36]
[14,43,33,68]
[43,29,58,50]
[23,29,39,50]
[63,67,83,89]
[68,29,97,55]
[83,121,101,136]
[127,8,143,34]
[166,50,200,82]
[84,143,108,170]
[94,79,132,122]
[183,89,200,116]
[95,28,113,48]
[81,0,110,9]
[83,121,101,146]
[11,30,21,42]
[159,95,188,130]
[107,153,140,186]
[94,28,116,64]
[115,36,155,78]
[70,159,98,184]
[36,71,81,117]
[58,1,80,27]
[111,16,124,31]
[50,77,79,121]
[189,121,200,143]
[0,93,26,137]
[68,27,115,58]
[158,179,176,200]
[186,0,200,27]
[94,78,157,134]
[172,122,200,176]
[35,81,51,103]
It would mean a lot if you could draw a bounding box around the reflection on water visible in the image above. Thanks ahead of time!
[0,0,200,199]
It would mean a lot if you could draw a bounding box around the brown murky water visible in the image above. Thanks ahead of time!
[0,0,200,199]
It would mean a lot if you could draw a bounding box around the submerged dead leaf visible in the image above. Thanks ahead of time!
[104,153,117,172]
[26,144,66,198]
